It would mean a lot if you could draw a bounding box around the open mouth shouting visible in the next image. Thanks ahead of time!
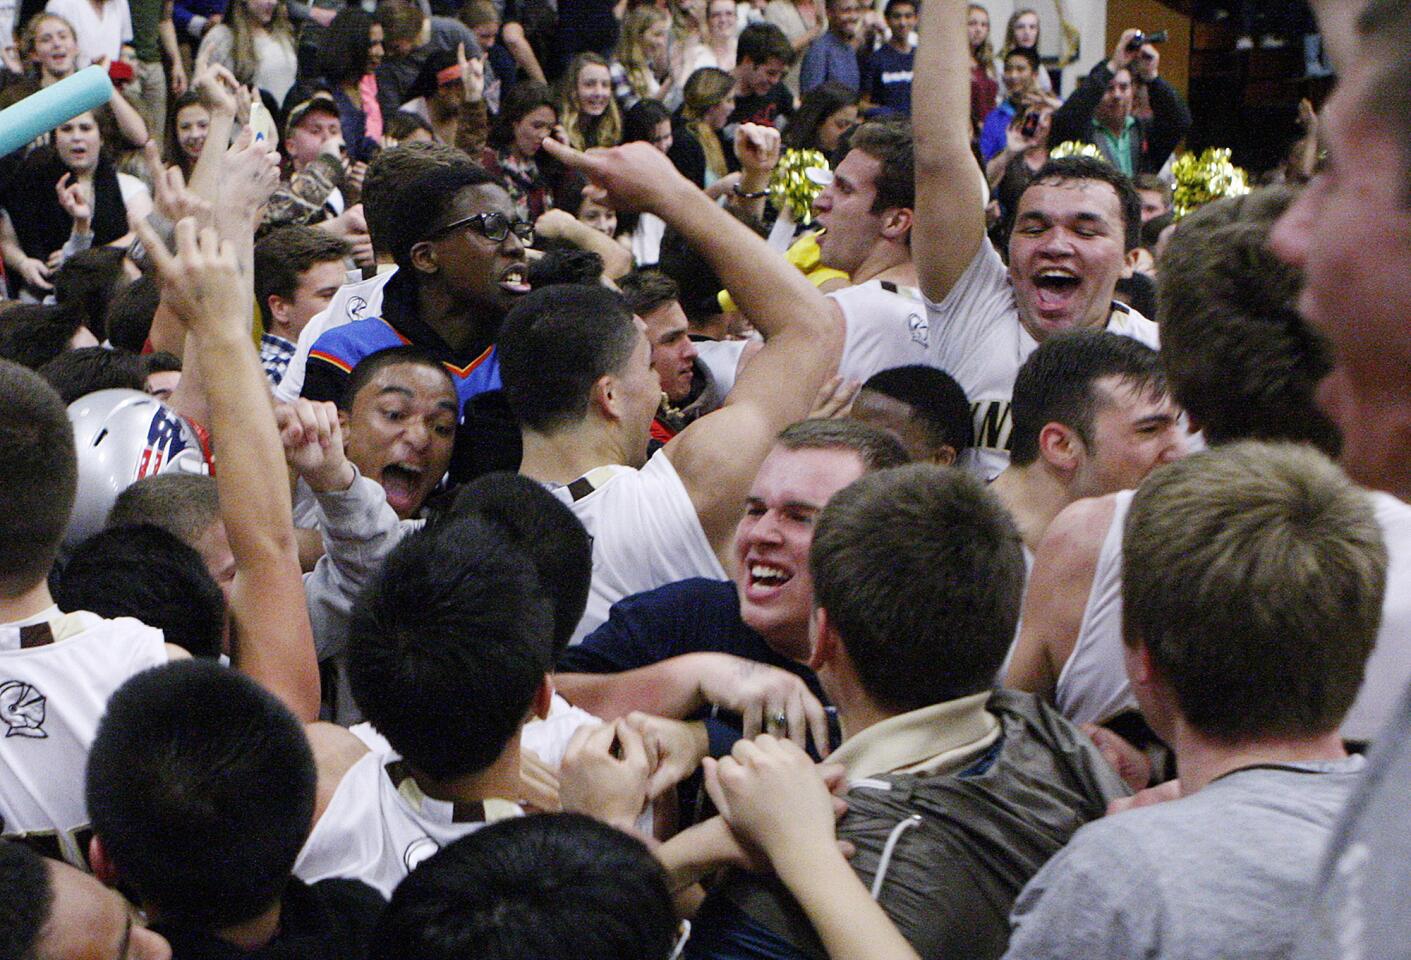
[499,263,531,295]
[1031,268,1083,313]
[379,461,428,517]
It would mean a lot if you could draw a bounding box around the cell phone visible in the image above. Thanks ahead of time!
[1021,111,1040,138]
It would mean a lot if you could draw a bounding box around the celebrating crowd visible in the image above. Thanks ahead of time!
[0,0,1407,957]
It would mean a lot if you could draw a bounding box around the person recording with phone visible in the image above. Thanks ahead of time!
[1049,26,1191,176]
[978,44,1057,162]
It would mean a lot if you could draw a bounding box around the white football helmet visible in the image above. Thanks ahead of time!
[66,389,211,547]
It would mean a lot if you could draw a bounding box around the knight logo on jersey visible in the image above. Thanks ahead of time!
[137,405,195,478]
[0,681,47,738]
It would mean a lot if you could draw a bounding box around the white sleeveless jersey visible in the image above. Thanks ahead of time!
[1053,491,1132,726]
[925,239,1160,481]
[274,269,395,404]
[550,450,726,644]
[295,739,523,898]
[830,279,930,383]
[0,608,167,865]
[1052,489,1411,742]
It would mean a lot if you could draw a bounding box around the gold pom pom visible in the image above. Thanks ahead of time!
[1171,147,1250,220]
[769,149,830,224]
[1048,140,1106,161]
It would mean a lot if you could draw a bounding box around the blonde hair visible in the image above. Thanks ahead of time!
[681,66,733,180]
[967,4,995,76]
[614,7,669,103]
[227,0,295,88]
[19,12,76,73]
[560,52,622,150]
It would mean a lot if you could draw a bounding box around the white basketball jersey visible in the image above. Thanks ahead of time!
[0,608,166,866]
[830,279,930,383]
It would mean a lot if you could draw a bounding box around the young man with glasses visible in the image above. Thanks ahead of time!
[300,164,534,417]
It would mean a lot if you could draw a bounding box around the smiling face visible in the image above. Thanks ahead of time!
[419,184,532,319]
[175,103,210,162]
[575,62,613,117]
[1009,177,1129,340]
[884,3,915,45]
[577,195,618,236]
[343,361,458,518]
[56,112,101,174]
[512,104,557,158]
[813,148,886,275]
[734,445,867,658]
[707,0,736,37]
[1269,62,1411,498]
[738,55,788,95]
[32,16,77,78]
[1002,53,1035,97]
[640,299,697,403]
[1067,376,1186,499]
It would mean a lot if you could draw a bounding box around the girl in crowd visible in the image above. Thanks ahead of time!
[559,52,622,150]
[682,0,738,74]
[967,3,997,136]
[557,175,619,239]
[163,90,209,180]
[621,98,674,264]
[1,108,150,299]
[782,81,858,160]
[998,7,1052,95]
[196,0,299,110]
[669,66,734,191]
[15,13,149,147]
[316,8,384,163]
[611,6,673,110]
[44,0,131,65]
[483,81,567,221]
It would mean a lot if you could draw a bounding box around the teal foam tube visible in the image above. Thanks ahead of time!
[0,65,113,159]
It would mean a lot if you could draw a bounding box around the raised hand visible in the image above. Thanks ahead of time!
[217,125,282,221]
[134,215,246,339]
[144,139,213,225]
[539,138,692,214]
[275,399,354,493]
[194,61,240,116]
[55,173,92,228]
[735,122,781,176]
[457,42,485,103]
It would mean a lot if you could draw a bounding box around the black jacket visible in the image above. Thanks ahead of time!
[1048,60,1192,175]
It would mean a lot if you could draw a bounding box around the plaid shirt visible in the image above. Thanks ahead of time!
[260,333,297,388]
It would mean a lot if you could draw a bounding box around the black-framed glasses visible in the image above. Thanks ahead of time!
[423,211,534,245]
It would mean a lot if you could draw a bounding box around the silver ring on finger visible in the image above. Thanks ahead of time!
[768,711,789,736]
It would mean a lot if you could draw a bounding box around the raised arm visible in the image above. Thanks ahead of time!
[135,214,319,722]
[541,138,842,554]
[911,0,985,302]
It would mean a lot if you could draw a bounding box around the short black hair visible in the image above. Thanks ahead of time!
[1023,155,1143,251]
[144,350,182,376]
[860,365,974,451]
[617,270,680,317]
[883,0,916,15]
[783,82,860,155]
[54,524,225,657]
[369,814,677,960]
[254,226,351,316]
[1140,210,1173,251]
[1003,45,1041,72]
[1009,330,1165,466]
[526,243,606,288]
[104,276,161,352]
[0,840,50,960]
[1114,271,1157,320]
[622,98,672,145]
[86,660,317,928]
[37,347,146,405]
[347,516,555,781]
[386,164,499,268]
[52,247,129,336]
[363,142,473,253]
[0,302,87,370]
[0,360,76,595]
[497,284,639,433]
[385,109,435,142]
[107,473,220,545]
[441,471,592,656]
[737,21,794,67]
[339,344,453,411]
[811,464,1025,712]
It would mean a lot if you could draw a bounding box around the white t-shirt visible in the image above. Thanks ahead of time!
[550,450,726,644]
[0,607,166,865]
[45,0,131,65]
[831,278,930,383]
[275,269,394,403]
[1052,489,1411,742]
[926,239,1160,480]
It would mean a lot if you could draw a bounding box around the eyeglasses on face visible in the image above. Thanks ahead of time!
[423,211,535,245]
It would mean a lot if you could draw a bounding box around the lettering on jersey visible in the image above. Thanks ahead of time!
[0,681,47,738]
[403,835,440,873]
[137,407,194,479]
[907,310,929,348]
[880,70,914,84]
[971,399,1014,453]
